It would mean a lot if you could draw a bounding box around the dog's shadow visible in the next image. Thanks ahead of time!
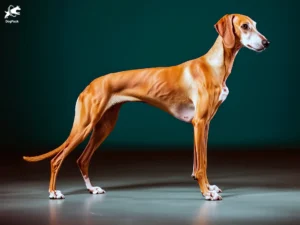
[64,177,300,199]
[64,180,237,199]
[65,180,194,196]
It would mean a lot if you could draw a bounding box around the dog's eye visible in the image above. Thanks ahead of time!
[241,24,249,30]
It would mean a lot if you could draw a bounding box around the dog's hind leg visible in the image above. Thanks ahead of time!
[48,92,110,199]
[77,103,121,194]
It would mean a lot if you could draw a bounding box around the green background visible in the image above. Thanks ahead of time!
[2,0,298,151]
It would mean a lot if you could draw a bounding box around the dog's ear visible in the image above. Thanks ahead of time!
[214,14,236,48]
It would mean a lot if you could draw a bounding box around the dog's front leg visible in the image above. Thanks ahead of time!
[192,99,222,200]
[192,122,210,181]
[203,122,222,193]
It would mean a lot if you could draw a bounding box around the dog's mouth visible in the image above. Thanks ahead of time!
[246,44,265,52]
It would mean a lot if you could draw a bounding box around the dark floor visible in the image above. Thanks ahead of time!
[1,149,300,225]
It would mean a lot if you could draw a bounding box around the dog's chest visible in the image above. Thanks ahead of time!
[170,85,229,122]
[218,86,229,102]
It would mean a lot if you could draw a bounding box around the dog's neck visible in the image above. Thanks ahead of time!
[204,36,242,84]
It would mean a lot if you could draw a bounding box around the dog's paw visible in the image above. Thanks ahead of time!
[88,186,106,194]
[191,173,198,180]
[207,184,222,193]
[49,190,65,199]
[203,190,222,201]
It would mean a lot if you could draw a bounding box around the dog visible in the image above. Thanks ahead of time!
[4,5,21,19]
[23,14,270,201]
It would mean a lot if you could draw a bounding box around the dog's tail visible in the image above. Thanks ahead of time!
[23,97,81,162]
[23,92,92,162]
[23,141,68,162]
[23,119,79,162]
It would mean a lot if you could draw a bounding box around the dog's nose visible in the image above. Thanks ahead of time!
[262,39,270,48]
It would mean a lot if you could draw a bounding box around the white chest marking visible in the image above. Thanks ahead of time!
[219,86,229,102]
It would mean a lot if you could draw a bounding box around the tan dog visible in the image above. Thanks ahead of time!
[23,14,269,201]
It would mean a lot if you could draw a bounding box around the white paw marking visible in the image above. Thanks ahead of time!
[207,184,222,193]
[203,190,222,201]
[83,176,106,194]
[88,186,106,194]
[49,190,65,199]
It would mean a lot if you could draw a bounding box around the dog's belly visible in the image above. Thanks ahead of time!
[105,95,141,111]
[105,95,195,123]
[170,103,195,123]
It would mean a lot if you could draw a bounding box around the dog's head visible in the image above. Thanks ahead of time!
[214,14,270,52]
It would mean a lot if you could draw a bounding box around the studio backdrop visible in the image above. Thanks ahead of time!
[2,0,298,151]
